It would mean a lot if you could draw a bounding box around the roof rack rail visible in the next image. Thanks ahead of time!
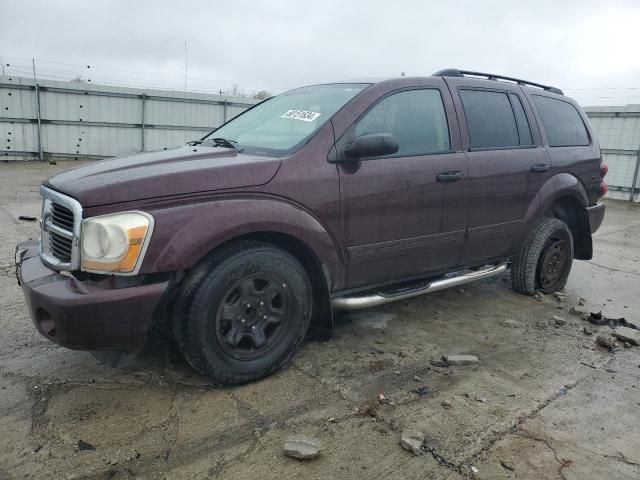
[433,68,564,95]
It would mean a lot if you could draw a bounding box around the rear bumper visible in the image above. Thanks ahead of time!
[16,240,168,352]
[586,203,605,233]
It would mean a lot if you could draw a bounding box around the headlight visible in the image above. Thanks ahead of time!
[81,211,154,274]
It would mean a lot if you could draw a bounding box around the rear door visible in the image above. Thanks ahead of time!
[335,83,468,288]
[445,81,551,265]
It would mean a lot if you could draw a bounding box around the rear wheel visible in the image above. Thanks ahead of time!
[173,241,312,384]
[511,217,574,295]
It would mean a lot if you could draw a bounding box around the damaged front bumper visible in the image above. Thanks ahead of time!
[15,240,168,352]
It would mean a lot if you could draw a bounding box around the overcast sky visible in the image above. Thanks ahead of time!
[1,0,639,105]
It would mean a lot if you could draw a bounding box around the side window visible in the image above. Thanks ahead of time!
[532,95,589,147]
[460,89,521,149]
[355,89,450,156]
[509,93,533,146]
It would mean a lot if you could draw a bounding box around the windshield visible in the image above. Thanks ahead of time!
[201,83,368,157]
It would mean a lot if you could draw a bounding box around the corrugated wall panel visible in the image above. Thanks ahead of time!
[601,152,637,188]
[0,75,257,160]
[589,116,640,151]
[0,121,38,154]
[145,128,209,151]
[145,99,224,128]
[40,90,142,124]
[42,124,141,157]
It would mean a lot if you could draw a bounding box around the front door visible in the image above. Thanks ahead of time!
[337,87,468,288]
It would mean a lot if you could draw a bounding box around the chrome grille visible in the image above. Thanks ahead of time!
[40,186,82,271]
[51,203,74,230]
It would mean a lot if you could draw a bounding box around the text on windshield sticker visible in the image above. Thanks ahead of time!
[281,110,322,122]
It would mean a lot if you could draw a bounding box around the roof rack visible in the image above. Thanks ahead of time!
[433,69,564,95]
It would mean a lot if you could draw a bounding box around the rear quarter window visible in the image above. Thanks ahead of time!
[532,95,589,147]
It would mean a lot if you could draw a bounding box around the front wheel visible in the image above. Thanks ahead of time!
[511,217,574,295]
[173,241,313,384]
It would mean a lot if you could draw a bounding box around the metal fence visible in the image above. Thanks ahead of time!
[0,75,258,161]
[585,106,640,202]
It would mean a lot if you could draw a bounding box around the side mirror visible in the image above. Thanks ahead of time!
[343,133,399,160]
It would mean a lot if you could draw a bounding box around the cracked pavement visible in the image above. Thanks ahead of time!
[1,161,639,479]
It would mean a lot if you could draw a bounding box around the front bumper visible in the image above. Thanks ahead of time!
[16,240,168,352]
[586,203,606,233]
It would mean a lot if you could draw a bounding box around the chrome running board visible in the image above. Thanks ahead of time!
[331,262,508,311]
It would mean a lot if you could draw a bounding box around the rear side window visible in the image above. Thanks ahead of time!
[509,93,533,146]
[460,90,519,149]
[532,95,589,147]
[355,89,450,156]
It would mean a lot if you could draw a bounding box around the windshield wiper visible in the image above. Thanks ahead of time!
[186,140,204,146]
[209,137,243,152]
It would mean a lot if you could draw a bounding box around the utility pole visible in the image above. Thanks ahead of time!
[32,58,44,162]
[183,41,188,130]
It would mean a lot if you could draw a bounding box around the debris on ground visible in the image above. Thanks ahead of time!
[569,305,588,316]
[75,440,95,451]
[393,370,401,375]
[400,430,424,456]
[377,391,387,404]
[430,358,449,368]
[413,375,421,382]
[595,335,618,350]
[443,354,479,366]
[463,393,488,403]
[534,292,546,302]
[552,315,567,327]
[587,312,638,330]
[613,326,640,346]
[624,342,632,349]
[18,215,37,222]
[578,298,586,306]
[411,386,429,396]
[583,326,594,335]
[441,400,453,409]
[283,435,323,460]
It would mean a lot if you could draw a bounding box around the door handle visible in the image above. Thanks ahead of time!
[531,163,550,173]
[436,171,464,183]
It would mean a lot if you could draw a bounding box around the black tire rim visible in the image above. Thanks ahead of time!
[214,273,292,361]
[537,237,569,290]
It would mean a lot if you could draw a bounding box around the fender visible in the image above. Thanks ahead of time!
[138,194,346,290]
[512,172,589,250]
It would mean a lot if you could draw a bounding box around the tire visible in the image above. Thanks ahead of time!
[511,217,574,295]
[172,241,313,384]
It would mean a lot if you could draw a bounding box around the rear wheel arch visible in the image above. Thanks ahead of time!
[516,174,591,259]
[544,195,592,260]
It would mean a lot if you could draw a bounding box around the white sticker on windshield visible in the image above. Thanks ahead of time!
[281,109,322,122]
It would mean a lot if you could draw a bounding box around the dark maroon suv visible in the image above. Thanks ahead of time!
[16,69,606,384]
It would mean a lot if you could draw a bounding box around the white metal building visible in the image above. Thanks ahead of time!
[0,75,257,162]
[585,105,640,202]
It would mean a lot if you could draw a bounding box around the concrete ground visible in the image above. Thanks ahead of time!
[1,161,639,480]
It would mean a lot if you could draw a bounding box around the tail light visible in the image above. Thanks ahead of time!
[598,161,608,197]
[599,181,608,197]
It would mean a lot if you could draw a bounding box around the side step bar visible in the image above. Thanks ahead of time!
[331,262,508,311]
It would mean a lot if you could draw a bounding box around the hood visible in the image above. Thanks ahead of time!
[45,146,281,207]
